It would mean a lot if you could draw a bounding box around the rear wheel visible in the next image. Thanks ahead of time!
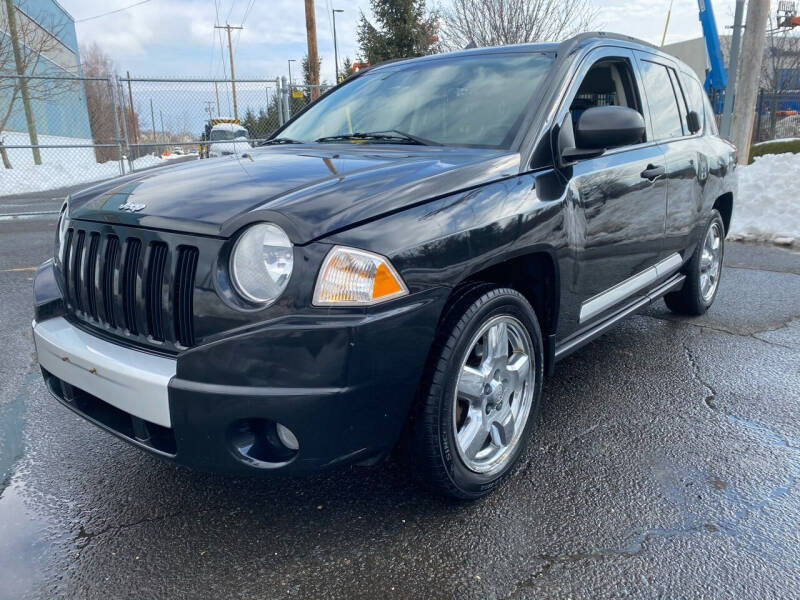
[665,210,725,315]
[410,286,544,499]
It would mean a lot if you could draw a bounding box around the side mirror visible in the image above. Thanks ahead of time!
[574,105,645,150]
[560,106,646,164]
[687,110,701,134]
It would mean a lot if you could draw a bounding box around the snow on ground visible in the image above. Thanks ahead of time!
[730,152,800,246]
[752,137,800,147]
[1,131,96,167]
[0,154,167,196]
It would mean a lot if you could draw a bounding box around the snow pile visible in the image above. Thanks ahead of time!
[1,130,96,168]
[1,153,167,196]
[731,152,800,246]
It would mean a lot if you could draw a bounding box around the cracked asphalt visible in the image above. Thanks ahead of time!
[0,214,798,599]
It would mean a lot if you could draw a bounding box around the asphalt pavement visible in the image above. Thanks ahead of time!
[0,212,798,599]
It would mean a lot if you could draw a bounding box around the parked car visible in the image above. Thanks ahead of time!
[207,122,250,157]
[33,33,735,499]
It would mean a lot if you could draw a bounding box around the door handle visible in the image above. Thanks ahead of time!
[641,164,665,181]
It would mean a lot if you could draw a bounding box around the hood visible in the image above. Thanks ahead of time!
[68,145,520,243]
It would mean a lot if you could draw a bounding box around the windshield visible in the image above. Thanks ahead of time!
[280,52,554,148]
[210,128,248,141]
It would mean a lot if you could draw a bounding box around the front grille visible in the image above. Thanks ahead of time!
[61,225,199,350]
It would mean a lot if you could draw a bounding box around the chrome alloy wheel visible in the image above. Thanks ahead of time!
[700,221,723,302]
[452,315,535,475]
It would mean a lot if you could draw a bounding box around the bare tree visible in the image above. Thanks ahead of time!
[80,43,117,162]
[439,0,599,50]
[0,0,79,168]
[80,43,140,162]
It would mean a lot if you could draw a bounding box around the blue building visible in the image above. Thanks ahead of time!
[1,0,93,141]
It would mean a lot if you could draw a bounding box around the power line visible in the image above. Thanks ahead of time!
[75,0,151,23]
[224,0,237,24]
[232,0,255,55]
[241,0,256,26]
[208,0,220,77]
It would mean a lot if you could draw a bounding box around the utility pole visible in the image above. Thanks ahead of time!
[333,8,344,82]
[730,0,770,164]
[720,0,745,138]
[214,82,221,116]
[214,23,243,120]
[304,0,320,100]
[4,0,41,165]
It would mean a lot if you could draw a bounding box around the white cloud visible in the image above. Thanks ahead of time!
[59,0,742,80]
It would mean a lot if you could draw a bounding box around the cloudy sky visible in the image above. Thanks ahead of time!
[58,0,744,83]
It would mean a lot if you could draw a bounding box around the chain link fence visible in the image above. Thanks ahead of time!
[709,88,800,146]
[752,89,800,144]
[0,73,327,197]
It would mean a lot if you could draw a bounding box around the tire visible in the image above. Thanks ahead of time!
[410,286,544,500]
[665,209,725,316]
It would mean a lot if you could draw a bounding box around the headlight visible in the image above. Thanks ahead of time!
[230,223,293,305]
[313,246,408,306]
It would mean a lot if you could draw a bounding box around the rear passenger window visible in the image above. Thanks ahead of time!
[639,60,684,140]
[680,73,706,133]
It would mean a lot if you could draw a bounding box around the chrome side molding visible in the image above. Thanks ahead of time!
[558,272,685,360]
[579,253,683,323]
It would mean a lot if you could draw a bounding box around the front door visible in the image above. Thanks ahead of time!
[556,48,668,329]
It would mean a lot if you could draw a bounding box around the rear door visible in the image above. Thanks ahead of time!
[635,53,705,260]
[555,47,668,329]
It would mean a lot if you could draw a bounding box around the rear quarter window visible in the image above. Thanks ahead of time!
[679,72,707,133]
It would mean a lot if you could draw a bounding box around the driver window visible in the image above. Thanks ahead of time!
[569,59,644,141]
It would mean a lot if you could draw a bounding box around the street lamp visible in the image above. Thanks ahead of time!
[332,8,344,83]
[288,58,296,89]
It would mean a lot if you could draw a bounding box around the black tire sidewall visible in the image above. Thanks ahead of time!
[434,290,543,498]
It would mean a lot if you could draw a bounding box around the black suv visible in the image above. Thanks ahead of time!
[33,34,736,499]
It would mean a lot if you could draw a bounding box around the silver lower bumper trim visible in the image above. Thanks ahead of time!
[33,317,176,428]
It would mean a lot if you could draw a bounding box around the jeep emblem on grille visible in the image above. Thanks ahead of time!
[119,202,146,212]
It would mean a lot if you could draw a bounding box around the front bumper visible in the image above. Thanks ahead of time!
[33,260,446,474]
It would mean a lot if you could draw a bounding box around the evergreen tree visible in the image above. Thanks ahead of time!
[342,56,354,78]
[302,54,323,86]
[357,0,439,64]
[241,108,257,136]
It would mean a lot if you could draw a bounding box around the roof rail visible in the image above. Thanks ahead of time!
[556,32,658,57]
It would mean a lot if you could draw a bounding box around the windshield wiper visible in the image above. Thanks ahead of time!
[315,130,440,146]
[259,137,302,146]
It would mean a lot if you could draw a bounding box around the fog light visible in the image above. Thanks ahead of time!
[276,423,299,450]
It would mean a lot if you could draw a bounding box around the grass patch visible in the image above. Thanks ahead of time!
[749,139,800,163]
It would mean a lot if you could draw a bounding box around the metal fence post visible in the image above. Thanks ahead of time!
[276,77,285,126]
[108,76,125,176]
[117,81,133,173]
[753,88,764,145]
[282,76,291,121]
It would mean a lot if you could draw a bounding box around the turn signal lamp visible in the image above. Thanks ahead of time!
[313,246,408,306]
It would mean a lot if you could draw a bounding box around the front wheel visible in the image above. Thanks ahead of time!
[665,210,725,316]
[410,286,544,499]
